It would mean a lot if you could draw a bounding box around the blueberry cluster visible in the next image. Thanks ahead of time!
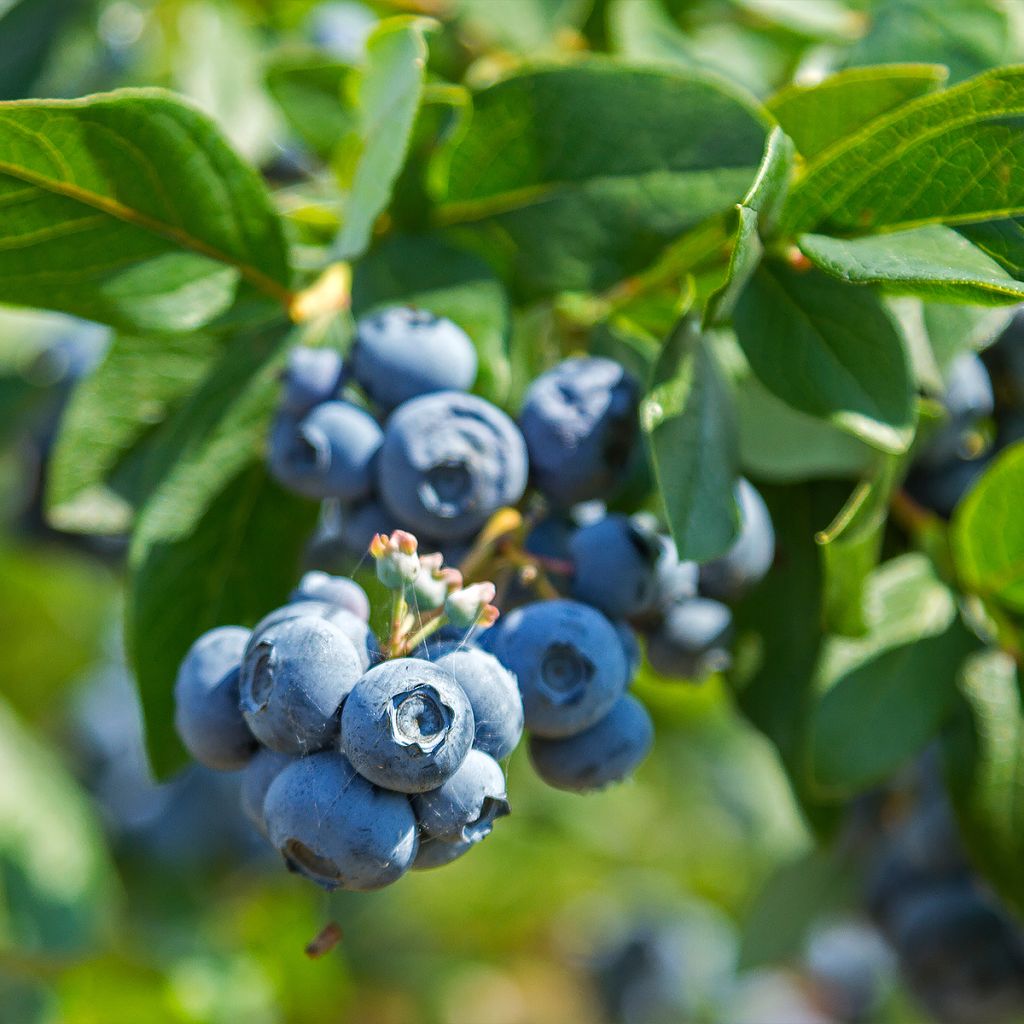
[173,536,522,891]
[269,306,527,558]
[265,306,776,797]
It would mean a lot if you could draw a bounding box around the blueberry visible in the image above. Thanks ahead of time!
[434,648,523,760]
[412,834,475,870]
[338,498,401,556]
[290,571,370,621]
[892,886,1024,1024]
[263,751,418,890]
[519,356,639,507]
[615,622,641,679]
[412,749,509,842]
[339,658,475,792]
[252,600,378,672]
[698,479,775,602]
[268,401,383,502]
[653,537,699,607]
[377,391,528,541]
[280,346,344,416]
[646,598,734,680]
[528,694,653,792]
[174,626,256,771]
[918,351,996,466]
[569,514,661,619]
[240,748,293,837]
[239,616,363,754]
[351,306,477,411]
[412,626,481,662]
[486,599,627,738]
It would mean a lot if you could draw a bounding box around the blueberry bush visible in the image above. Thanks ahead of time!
[7,1,1024,1021]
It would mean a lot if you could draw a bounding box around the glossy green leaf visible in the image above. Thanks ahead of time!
[705,128,794,326]
[454,0,591,54]
[46,331,221,534]
[0,697,116,955]
[352,234,510,402]
[809,555,980,797]
[128,462,318,777]
[732,262,915,453]
[729,0,863,41]
[942,650,1024,918]
[952,441,1024,614]
[607,0,695,69]
[333,17,431,260]
[767,64,947,159]
[0,90,291,331]
[438,63,769,299]
[799,227,1024,305]
[266,57,358,158]
[959,216,1024,281]
[846,0,1013,85]
[642,318,739,563]
[782,67,1024,237]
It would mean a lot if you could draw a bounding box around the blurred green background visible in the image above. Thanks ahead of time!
[3,0,1023,1021]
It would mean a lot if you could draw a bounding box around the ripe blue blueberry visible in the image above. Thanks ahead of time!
[280,346,344,416]
[240,748,293,837]
[174,626,256,771]
[377,391,529,541]
[268,401,383,502]
[569,514,661,619]
[653,538,699,607]
[486,599,627,738]
[338,498,402,556]
[290,571,370,621]
[412,834,475,870]
[519,356,639,507]
[412,749,509,842]
[698,479,775,602]
[528,694,653,792]
[263,751,418,890]
[339,658,475,792]
[239,616,363,754]
[918,352,996,468]
[646,597,734,680]
[351,306,477,411]
[434,648,523,761]
[616,622,641,678]
[251,600,378,671]
[905,455,989,519]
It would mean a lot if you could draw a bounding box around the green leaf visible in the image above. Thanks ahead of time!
[438,62,769,299]
[46,331,222,534]
[730,482,845,833]
[923,301,1017,370]
[332,17,431,260]
[266,56,358,158]
[642,318,739,563]
[352,234,510,402]
[799,227,1024,305]
[845,0,1013,85]
[942,650,1024,918]
[0,0,82,100]
[607,0,696,69]
[0,89,291,331]
[958,216,1024,281]
[808,554,980,797]
[766,64,947,160]
[821,527,882,637]
[952,441,1024,614]
[0,698,116,955]
[732,262,915,453]
[128,463,319,777]
[705,127,794,325]
[729,0,864,41]
[782,67,1024,237]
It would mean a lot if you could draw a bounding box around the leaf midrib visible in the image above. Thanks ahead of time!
[0,158,293,307]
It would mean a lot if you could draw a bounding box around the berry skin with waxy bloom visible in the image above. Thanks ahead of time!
[519,356,639,508]
[376,391,529,541]
[279,346,344,417]
[240,748,293,837]
[263,751,418,891]
[485,599,627,738]
[412,749,510,843]
[646,597,734,681]
[351,306,478,411]
[339,658,475,793]
[174,626,256,771]
[289,571,370,622]
[698,478,775,602]
[529,694,653,793]
[238,616,363,755]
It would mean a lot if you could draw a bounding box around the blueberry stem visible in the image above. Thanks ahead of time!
[387,590,409,659]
